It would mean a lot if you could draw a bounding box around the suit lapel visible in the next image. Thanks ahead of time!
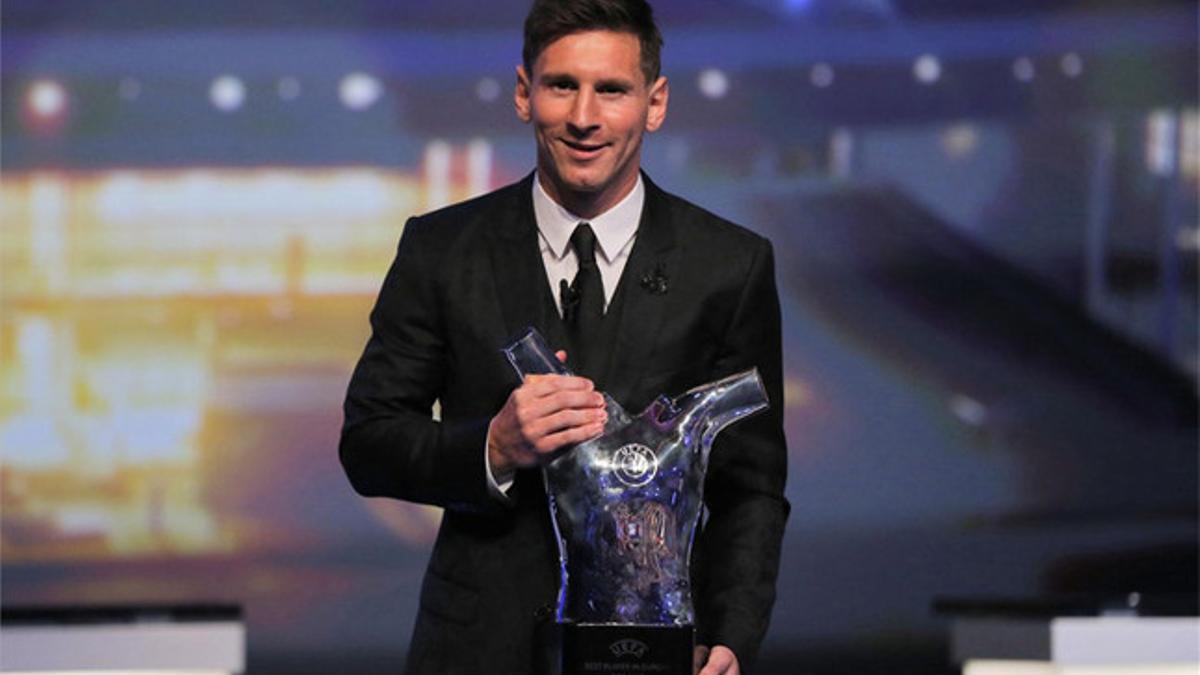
[601,174,679,408]
[488,173,570,356]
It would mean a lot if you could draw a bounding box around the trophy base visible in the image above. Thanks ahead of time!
[541,622,695,675]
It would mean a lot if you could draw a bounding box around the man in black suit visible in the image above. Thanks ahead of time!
[340,1,788,673]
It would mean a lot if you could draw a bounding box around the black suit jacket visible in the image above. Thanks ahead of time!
[340,173,789,674]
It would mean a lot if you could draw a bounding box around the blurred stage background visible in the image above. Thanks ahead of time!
[1,1,1196,673]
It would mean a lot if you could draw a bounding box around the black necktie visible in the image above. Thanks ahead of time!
[562,222,604,375]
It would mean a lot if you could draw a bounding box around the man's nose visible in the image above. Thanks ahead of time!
[566,90,599,135]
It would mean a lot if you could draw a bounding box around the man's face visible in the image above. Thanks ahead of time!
[515,30,668,218]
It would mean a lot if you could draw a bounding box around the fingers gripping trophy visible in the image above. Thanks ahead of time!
[504,328,769,675]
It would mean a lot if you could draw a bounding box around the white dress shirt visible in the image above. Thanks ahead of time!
[485,174,645,498]
[531,174,644,312]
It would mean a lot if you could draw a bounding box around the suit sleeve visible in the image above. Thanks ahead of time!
[338,217,500,514]
[694,237,791,671]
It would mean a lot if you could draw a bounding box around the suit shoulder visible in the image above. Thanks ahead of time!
[415,180,526,224]
[656,187,771,253]
[404,179,528,241]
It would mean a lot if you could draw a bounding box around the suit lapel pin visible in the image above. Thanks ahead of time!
[639,264,669,295]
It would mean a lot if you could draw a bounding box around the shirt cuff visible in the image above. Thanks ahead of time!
[484,433,515,502]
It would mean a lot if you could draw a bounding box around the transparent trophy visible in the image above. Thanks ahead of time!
[503,328,769,675]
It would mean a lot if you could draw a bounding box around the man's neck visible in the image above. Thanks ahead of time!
[536,172,640,220]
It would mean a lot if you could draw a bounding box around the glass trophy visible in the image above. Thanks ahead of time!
[503,328,769,675]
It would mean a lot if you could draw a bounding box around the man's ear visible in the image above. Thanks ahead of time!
[645,75,669,132]
[514,65,532,123]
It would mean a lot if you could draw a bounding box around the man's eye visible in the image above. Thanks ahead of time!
[549,81,575,91]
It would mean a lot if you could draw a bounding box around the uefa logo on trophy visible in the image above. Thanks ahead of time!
[612,443,658,487]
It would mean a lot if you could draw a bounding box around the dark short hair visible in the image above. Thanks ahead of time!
[522,0,664,84]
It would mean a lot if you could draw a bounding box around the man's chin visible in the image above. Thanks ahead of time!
[555,174,607,196]
[564,181,602,194]
[539,164,634,210]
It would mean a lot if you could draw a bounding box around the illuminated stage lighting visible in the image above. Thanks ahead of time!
[913,54,941,85]
[1060,52,1084,78]
[22,79,70,134]
[118,77,142,101]
[1145,109,1178,176]
[209,75,245,112]
[27,79,67,118]
[476,77,501,103]
[949,393,987,428]
[1012,57,1035,83]
[809,62,834,88]
[339,72,382,111]
[697,68,729,100]
[941,124,979,160]
[277,76,301,101]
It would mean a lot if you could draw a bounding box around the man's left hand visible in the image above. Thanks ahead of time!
[693,645,740,675]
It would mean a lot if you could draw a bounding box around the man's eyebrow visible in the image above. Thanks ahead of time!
[537,71,577,83]
[594,77,635,90]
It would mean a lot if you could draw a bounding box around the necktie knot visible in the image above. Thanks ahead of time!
[570,222,598,269]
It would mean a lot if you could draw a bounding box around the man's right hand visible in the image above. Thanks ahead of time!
[486,369,607,476]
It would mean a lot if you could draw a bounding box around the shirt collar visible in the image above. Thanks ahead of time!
[532,173,644,263]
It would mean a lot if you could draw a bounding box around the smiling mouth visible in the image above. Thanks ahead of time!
[562,139,608,155]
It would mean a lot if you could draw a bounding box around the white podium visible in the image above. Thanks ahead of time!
[0,605,245,674]
[949,614,1199,675]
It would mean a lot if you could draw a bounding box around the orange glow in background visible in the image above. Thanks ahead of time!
[1,151,493,563]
